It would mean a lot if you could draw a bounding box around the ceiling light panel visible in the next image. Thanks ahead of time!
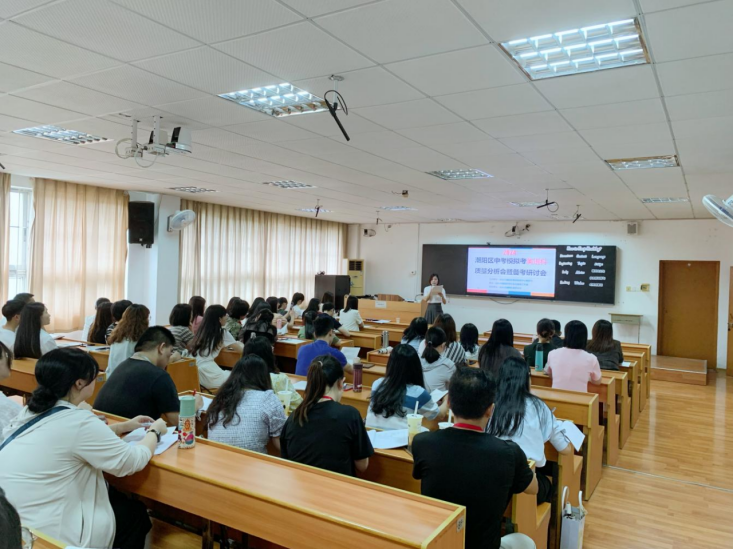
[510,201,546,207]
[169,187,219,193]
[606,155,678,170]
[427,169,494,180]
[500,19,648,80]
[380,206,417,211]
[641,197,689,203]
[219,83,327,118]
[265,181,317,189]
[13,125,109,145]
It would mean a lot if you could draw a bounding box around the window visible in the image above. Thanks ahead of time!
[8,187,33,297]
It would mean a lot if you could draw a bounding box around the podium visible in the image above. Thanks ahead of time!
[357,298,426,323]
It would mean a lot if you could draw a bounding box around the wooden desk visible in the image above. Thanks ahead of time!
[29,529,65,549]
[359,299,423,324]
[600,370,631,448]
[625,351,648,412]
[622,344,652,399]
[2,357,106,403]
[216,340,306,374]
[106,414,466,548]
[619,361,641,427]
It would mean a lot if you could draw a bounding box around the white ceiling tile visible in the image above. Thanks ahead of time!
[13,81,144,117]
[686,172,733,192]
[0,23,121,78]
[579,122,673,146]
[666,89,733,121]
[355,99,461,130]
[102,107,210,132]
[643,202,694,219]
[377,146,470,171]
[472,111,572,138]
[0,95,86,124]
[133,47,280,95]
[223,119,319,143]
[561,99,667,130]
[656,53,733,97]
[457,0,637,42]
[435,84,553,120]
[396,122,489,147]
[386,45,525,96]
[0,62,55,93]
[0,0,55,18]
[281,0,378,17]
[70,65,208,106]
[154,96,270,127]
[294,67,424,109]
[522,146,600,165]
[676,139,732,174]
[640,0,712,13]
[592,141,675,160]
[15,0,200,62]
[499,131,587,152]
[283,111,384,137]
[317,0,487,64]
[0,113,39,132]
[214,22,373,81]
[671,115,733,140]
[346,131,418,155]
[617,166,685,186]
[111,0,302,43]
[434,139,516,163]
[534,65,659,110]
[645,1,733,63]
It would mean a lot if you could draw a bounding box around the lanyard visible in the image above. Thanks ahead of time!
[453,423,483,432]
[320,396,333,402]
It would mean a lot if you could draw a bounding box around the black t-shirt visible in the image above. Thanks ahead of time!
[524,341,558,367]
[94,358,180,420]
[412,428,534,549]
[280,400,374,476]
[318,313,342,330]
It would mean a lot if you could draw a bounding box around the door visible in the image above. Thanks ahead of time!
[658,260,719,368]
[727,267,733,374]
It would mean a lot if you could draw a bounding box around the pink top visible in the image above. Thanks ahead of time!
[192,315,204,334]
[545,348,602,393]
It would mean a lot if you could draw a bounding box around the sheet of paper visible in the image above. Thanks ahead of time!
[372,319,390,324]
[293,380,308,391]
[123,427,179,455]
[341,347,361,364]
[558,420,585,451]
[56,341,82,349]
[198,396,213,412]
[621,361,631,367]
[279,338,305,344]
[430,389,448,403]
[368,429,409,449]
[85,345,110,352]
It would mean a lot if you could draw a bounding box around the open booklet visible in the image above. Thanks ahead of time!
[123,427,179,456]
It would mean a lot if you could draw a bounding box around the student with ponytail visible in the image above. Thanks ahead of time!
[420,327,457,393]
[0,348,166,549]
[281,356,373,476]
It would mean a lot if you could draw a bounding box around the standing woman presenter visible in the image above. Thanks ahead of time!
[422,273,447,324]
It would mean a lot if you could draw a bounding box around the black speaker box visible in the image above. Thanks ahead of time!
[128,201,155,247]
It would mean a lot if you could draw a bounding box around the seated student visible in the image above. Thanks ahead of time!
[524,318,559,369]
[225,298,250,340]
[12,292,34,304]
[366,344,445,430]
[478,319,522,377]
[106,304,151,377]
[298,311,339,346]
[420,327,456,393]
[303,297,320,317]
[338,296,364,332]
[551,320,563,348]
[169,303,195,354]
[488,357,573,504]
[13,302,57,359]
[82,297,110,342]
[412,368,538,550]
[546,320,602,392]
[0,487,22,549]
[0,342,22,443]
[244,336,303,408]
[208,355,287,454]
[277,297,289,316]
[419,314,466,368]
[295,317,357,376]
[319,291,335,312]
[401,316,428,352]
[86,301,113,345]
[0,299,25,350]
[281,355,373,476]
[0,348,167,549]
[587,319,624,371]
[460,323,480,362]
[320,302,350,338]
[240,303,278,344]
[266,296,286,319]
[192,305,244,390]
[189,295,206,334]
[106,299,132,343]
[245,297,265,321]
[290,293,305,319]
[94,326,198,425]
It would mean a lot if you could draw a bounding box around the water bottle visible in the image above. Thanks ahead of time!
[535,348,544,372]
[353,362,363,393]
[382,330,389,349]
[178,395,196,449]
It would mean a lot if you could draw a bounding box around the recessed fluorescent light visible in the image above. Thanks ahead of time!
[298,208,332,213]
[219,83,327,118]
[606,155,678,170]
[380,206,417,211]
[264,181,317,190]
[169,187,218,194]
[500,18,648,80]
[427,169,493,180]
[510,201,546,207]
[13,125,108,145]
[641,197,689,204]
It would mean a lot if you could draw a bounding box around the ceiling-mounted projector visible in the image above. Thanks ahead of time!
[116,115,192,168]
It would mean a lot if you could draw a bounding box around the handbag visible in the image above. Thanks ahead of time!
[560,486,587,549]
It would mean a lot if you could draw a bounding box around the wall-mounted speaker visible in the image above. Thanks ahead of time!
[627,221,640,236]
[128,201,155,248]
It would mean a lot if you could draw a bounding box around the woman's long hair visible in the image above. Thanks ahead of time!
[0,341,13,372]
[88,302,113,344]
[402,317,427,343]
[108,304,150,344]
[304,298,320,315]
[422,327,447,364]
[28,348,99,413]
[245,297,265,319]
[169,303,193,327]
[371,345,425,419]
[460,323,479,353]
[244,336,279,373]
[291,355,343,426]
[189,296,206,319]
[14,302,46,359]
[487,356,542,438]
[434,313,458,344]
[321,291,335,304]
[191,305,227,356]
[479,319,514,374]
[587,319,614,353]
[290,293,305,308]
[207,355,272,429]
[302,310,318,340]
[343,296,358,313]
[225,296,241,315]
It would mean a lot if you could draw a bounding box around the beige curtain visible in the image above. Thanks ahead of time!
[179,200,346,305]
[0,173,9,304]
[29,179,128,332]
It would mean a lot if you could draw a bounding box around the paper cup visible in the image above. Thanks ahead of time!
[438,422,454,430]
[407,413,423,446]
[277,391,293,414]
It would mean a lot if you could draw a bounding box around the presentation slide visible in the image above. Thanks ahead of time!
[467,246,557,298]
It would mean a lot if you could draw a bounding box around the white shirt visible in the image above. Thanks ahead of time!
[195,329,235,390]
[423,285,447,304]
[291,305,304,319]
[0,392,21,443]
[338,309,363,332]
[366,379,440,430]
[0,327,16,350]
[420,355,456,393]
[106,339,137,378]
[0,401,152,549]
[82,314,95,342]
[39,329,58,355]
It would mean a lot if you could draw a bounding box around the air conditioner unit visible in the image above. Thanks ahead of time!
[348,259,364,295]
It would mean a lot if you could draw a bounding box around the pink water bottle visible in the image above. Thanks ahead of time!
[353,363,363,393]
[276,318,283,330]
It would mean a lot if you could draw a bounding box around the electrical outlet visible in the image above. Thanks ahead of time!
[640,283,650,292]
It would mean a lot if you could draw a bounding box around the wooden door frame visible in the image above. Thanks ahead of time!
[657,260,719,366]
